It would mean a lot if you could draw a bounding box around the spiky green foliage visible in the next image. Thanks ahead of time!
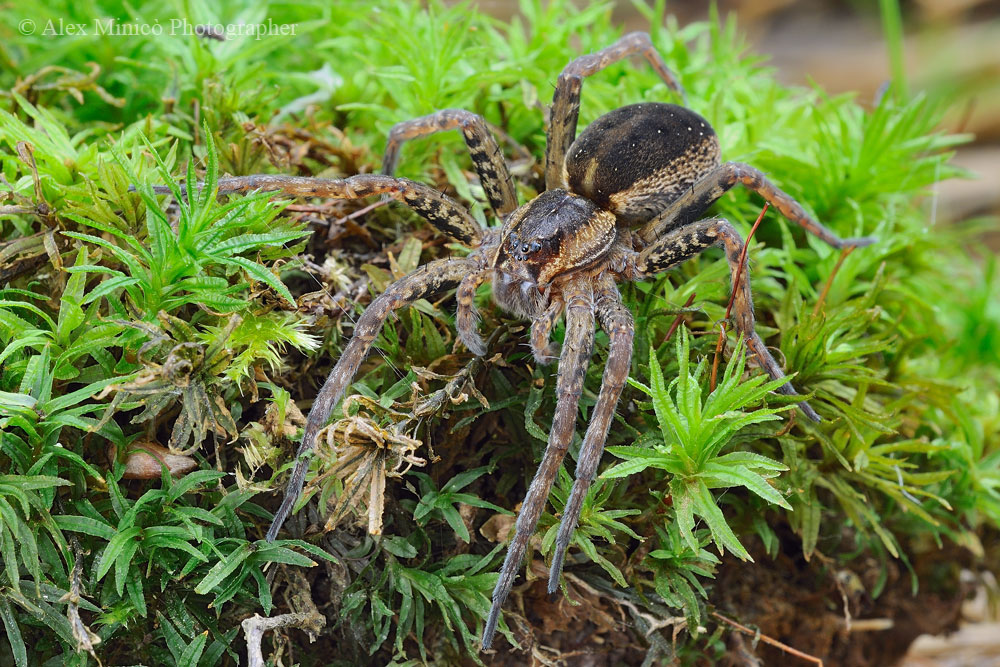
[605,332,794,561]
[0,0,997,664]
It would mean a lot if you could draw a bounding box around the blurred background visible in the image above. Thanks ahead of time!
[465,0,1000,247]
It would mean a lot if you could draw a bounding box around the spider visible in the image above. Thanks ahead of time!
[197,32,873,649]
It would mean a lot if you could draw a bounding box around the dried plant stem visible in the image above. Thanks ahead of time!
[665,292,697,343]
[64,537,102,665]
[711,203,768,391]
[712,611,824,666]
[243,611,326,667]
[812,246,856,317]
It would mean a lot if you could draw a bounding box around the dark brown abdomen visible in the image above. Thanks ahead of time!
[566,103,720,222]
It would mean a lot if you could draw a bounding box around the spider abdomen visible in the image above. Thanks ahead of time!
[566,103,720,221]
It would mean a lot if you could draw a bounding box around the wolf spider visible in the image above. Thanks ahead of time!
[201,32,873,649]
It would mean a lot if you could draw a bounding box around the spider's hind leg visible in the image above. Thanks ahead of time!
[633,217,821,422]
[381,109,521,217]
[636,162,876,249]
[546,31,686,190]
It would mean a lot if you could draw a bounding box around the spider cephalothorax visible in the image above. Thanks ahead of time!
[195,31,873,650]
[487,189,617,317]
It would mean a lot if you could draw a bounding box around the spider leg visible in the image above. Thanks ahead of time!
[265,257,477,542]
[547,276,633,593]
[546,31,685,190]
[482,280,596,649]
[207,174,483,245]
[382,109,520,217]
[634,217,822,422]
[635,162,876,249]
[456,268,491,356]
[530,295,565,365]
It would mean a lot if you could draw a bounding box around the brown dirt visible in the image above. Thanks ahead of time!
[713,532,973,667]
[477,528,974,666]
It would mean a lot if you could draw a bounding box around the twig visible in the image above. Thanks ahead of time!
[774,409,797,436]
[62,537,102,665]
[15,142,44,207]
[711,203,768,391]
[665,292,697,343]
[412,324,508,417]
[0,205,35,215]
[955,97,977,134]
[242,610,326,667]
[845,618,893,632]
[711,611,823,666]
[812,246,855,318]
[617,597,686,637]
[729,632,764,667]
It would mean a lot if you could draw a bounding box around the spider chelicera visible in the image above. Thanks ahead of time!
[198,32,873,649]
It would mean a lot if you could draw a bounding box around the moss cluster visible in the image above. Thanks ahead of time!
[1,1,997,664]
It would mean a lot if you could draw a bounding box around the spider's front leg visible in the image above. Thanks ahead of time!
[548,275,634,592]
[635,162,876,249]
[530,296,565,365]
[482,279,596,649]
[546,31,686,190]
[455,268,492,356]
[633,217,822,422]
[208,173,484,245]
[265,257,477,541]
[381,109,521,217]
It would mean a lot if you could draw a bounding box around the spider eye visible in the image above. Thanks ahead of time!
[521,243,529,253]
[529,241,541,253]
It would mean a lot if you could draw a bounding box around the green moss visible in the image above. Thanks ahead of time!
[0,1,996,664]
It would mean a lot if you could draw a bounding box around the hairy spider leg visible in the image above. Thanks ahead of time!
[546,31,686,190]
[482,280,596,649]
[530,295,565,365]
[455,268,492,356]
[195,173,485,540]
[548,276,634,593]
[635,162,876,249]
[265,257,478,542]
[381,109,520,217]
[635,217,822,422]
[210,174,484,245]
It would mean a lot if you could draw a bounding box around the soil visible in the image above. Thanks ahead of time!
[713,533,972,666]
[475,527,975,666]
